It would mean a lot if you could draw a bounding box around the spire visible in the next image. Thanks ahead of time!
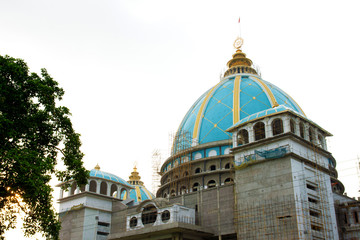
[223,37,258,78]
[94,164,100,170]
[128,166,144,186]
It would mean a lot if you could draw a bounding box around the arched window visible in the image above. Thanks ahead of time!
[208,150,217,157]
[183,171,189,177]
[209,165,216,171]
[207,180,216,189]
[195,168,202,174]
[100,181,107,195]
[70,182,77,195]
[290,119,295,134]
[224,178,234,184]
[272,119,284,136]
[254,122,266,140]
[89,180,97,193]
[180,186,187,195]
[299,123,305,138]
[192,183,200,192]
[224,163,231,169]
[237,129,249,145]
[170,189,176,197]
[174,175,179,179]
[163,193,168,198]
[194,153,202,160]
[110,184,117,197]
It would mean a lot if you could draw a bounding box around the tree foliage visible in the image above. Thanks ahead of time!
[0,55,89,239]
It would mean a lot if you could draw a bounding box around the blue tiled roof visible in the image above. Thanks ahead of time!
[227,105,292,131]
[90,169,133,188]
[172,74,305,154]
[121,185,154,203]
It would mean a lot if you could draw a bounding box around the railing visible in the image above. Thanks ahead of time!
[234,144,330,169]
[235,145,290,168]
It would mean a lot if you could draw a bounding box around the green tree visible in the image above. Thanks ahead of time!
[0,55,89,239]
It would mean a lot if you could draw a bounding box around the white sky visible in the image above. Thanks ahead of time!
[1,0,360,239]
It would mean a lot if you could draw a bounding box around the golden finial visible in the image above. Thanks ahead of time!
[128,164,144,186]
[223,37,258,78]
[233,37,244,50]
[94,164,100,170]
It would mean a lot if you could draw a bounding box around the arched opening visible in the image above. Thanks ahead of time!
[120,188,127,200]
[170,189,176,197]
[141,204,158,225]
[163,193,168,198]
[100,181,107,195]
[70,182,77,195]
[180,186,187,195]
[254,122,265,141]
[195,168,202,174]
[290,119,295,133]
[183,171,189,177]
[192,183,200,192]
[207,180,216,189]
[174,175,179,179]
[272,118,284,136]
[89,180,97,193]
[209,165,216,171]
[224,178,234,184]
[110,184,117,197]
[299,123,305,138]
[224,163,231,169]
[237,129,249,145]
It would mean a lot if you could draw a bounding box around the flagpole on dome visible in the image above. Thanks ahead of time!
[238,17,241,38]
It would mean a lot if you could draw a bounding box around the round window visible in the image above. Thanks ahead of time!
[141,205,157,225]
[161,210,170,222]
[129,217,137,228]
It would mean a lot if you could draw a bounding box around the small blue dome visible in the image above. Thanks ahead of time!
[90,168,132,188]
[120,166,154,203]
[173,74,305,154]
[122,185,154,203]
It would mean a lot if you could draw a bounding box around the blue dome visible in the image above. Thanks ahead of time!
[173,74,305,154]
[90,169,133,188]
[121,185,154,203]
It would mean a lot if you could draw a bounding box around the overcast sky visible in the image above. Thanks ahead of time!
[2,0,360,238]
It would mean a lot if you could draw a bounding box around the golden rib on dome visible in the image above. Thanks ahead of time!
[233,75,241,124]
[252,76,279,108]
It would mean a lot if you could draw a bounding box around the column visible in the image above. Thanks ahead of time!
[283,116,291,133]
[96,181,100,194]
[265,118,272,138]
